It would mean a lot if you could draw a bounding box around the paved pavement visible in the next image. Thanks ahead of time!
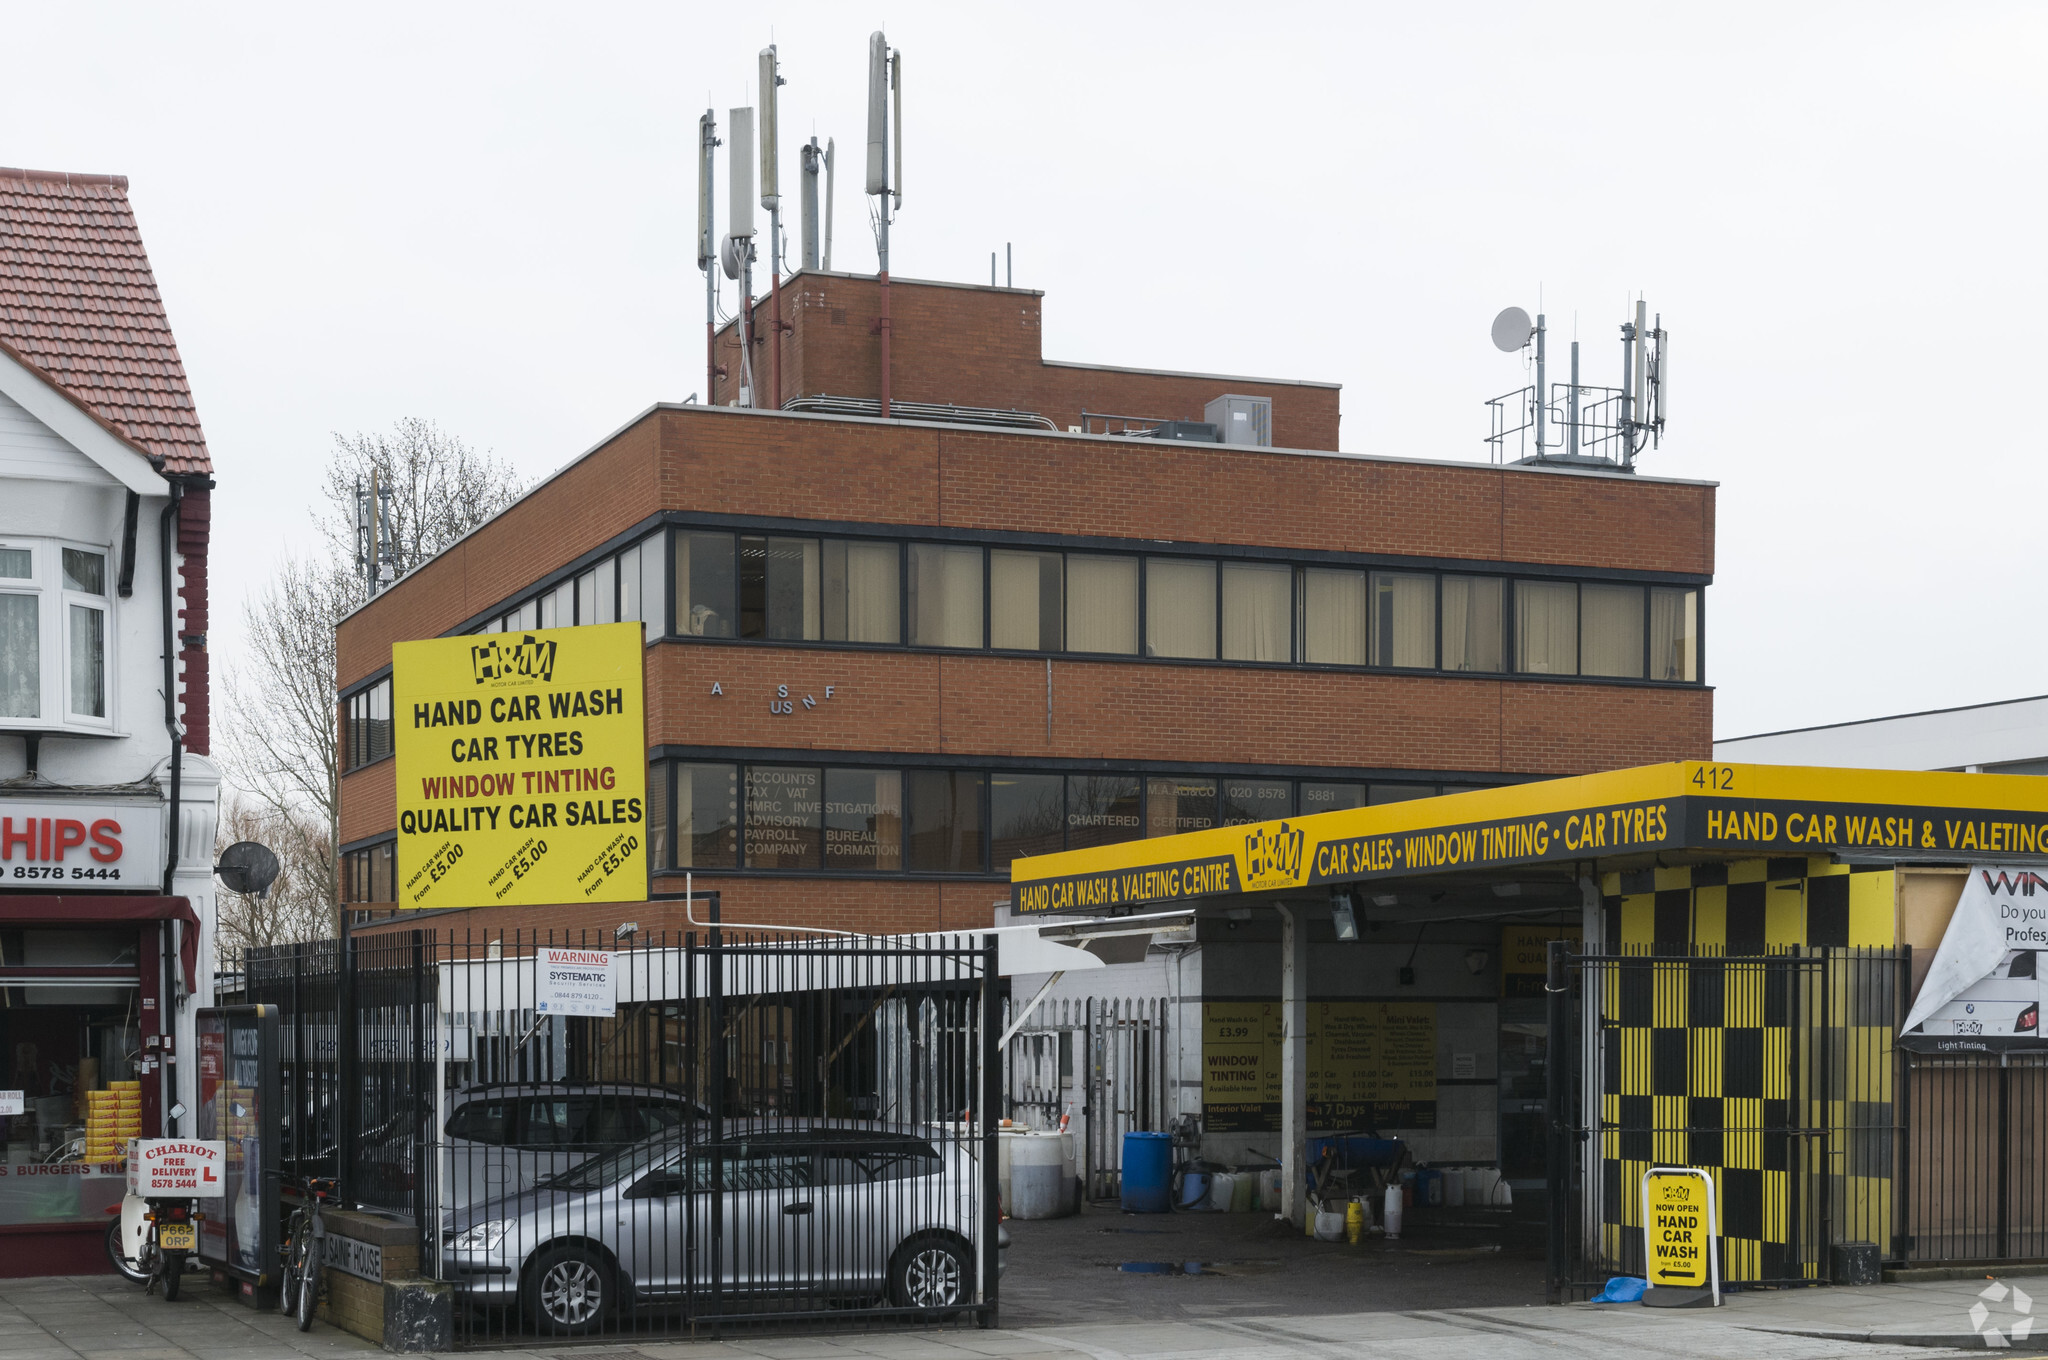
[6,1260,2039,1359]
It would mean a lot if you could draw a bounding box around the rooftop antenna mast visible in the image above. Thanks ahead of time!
[698,108,720,405]
[353,474,396,598]
[800,137,822,271]
[866,30,901,417]
[1484,297,1667,469]
[760,45,786,409]
[724,105,758,407]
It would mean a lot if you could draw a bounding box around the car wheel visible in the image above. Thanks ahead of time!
[890,1234,970,1315]
[526,1245,612,1336]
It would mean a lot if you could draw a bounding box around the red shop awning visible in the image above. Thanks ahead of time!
[0,895,200,990]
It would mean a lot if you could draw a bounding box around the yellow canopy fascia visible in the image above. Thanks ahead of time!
[1009,761,2048,915]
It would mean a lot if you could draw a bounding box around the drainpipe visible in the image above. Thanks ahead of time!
[160,482,184,896]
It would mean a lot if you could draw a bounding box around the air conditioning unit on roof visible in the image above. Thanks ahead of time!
[1205,394,1272,448]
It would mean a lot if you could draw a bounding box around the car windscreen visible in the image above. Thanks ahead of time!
[539,1136,681,1191]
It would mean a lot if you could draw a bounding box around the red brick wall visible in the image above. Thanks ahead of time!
[335,400,1715,928]
[713,274,1343,452]
[350,878,1006,941]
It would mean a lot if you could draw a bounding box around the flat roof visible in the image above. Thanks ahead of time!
[1008,761,2048,914]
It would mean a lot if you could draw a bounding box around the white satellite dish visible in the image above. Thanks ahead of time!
[1491,306,1534,353]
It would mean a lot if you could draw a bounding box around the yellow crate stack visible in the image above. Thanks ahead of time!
[84,1080,142,1162]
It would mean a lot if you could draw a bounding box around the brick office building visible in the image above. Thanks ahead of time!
[336,272,1713,940]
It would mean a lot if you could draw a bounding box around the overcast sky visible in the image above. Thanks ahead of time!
[6,2,2044,743]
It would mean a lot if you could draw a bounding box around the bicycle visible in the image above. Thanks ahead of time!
[277,1176,336,1331]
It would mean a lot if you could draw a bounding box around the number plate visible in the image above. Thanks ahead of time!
[157,1223,196,1251]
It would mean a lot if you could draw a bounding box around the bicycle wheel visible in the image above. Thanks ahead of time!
[294,1249,318,1331]
[281,1220,310,1318]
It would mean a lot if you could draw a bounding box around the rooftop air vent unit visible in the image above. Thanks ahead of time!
[1150,420,1222,443]
[1205,394,1272,447]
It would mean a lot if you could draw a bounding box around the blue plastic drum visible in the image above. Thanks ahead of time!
[1121,1131,1172,1213]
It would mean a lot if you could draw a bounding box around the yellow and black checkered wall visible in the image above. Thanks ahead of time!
[1593,857,1899,1285]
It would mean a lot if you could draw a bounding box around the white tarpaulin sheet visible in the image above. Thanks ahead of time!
[1902,865,2048,1045]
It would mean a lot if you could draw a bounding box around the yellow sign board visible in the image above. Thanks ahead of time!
[1641,1166,1719,1298]
[1010,761,2048,914]
[1201,1000,1436,1132]
[393,623,648,909]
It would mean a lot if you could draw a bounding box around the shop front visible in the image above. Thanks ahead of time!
[1010,761,2048,1290]
[0,794,199,1274]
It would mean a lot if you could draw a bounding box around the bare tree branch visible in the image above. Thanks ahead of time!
[217,420,525,946]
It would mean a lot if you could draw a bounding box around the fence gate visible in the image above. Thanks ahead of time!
[1546,946,1906,1300]
[1001,996,1169,1200]
[1899,1050,2048,1263]
[242,927,1002,1345]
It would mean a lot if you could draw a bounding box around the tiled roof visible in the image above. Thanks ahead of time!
[0,167,210,475]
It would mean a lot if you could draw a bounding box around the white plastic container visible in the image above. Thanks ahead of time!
[1207,1171,1238,1212]
[1009,1131,1071,1219]
[1441,1169,1466,1207]
[1230,1171,1256,1212]
[1314,1207,1347,1241]
[1259,1168,1283,1211]
[1383,1182,1404,1239]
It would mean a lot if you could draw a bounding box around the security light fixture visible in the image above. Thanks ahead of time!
[1372,893,1399,908]
[615,921,640,942]
[1331,894,1359,942]
[1465,948,1490,975]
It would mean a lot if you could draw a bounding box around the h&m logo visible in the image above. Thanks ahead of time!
[1242,821,1306,889]
[1981,869,2048,896]
[471,635,557,684]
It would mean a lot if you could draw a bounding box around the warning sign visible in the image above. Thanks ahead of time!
[1641,1166,1719,1298]
[126,1140,226,1196]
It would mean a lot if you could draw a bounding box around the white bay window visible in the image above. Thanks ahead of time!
[0,539,113,728]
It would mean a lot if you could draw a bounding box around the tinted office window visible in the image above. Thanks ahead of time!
[908,544,983,648]
[576,567,598,625]
[907,771,985,872]
[990,550,1062,651]
[990,773,1064,869]
[596,557,617,624]
[1146,558,1215,659]
[537,580,570,629]
[1370,784,1437,804]
[678,763,739,868]
[640,534,667,637]
[1300,568,1366,666]
[1514,580,1577,675]
[647,762,670,868]
[740,536,820,640]
[1066,555,1138,655]
[1442,576,1504,672]
[618,543,644,628]
[1146,777,1217,837]
[678,532,737,637]
[1650,587,1699,682]
[1580,583,1645,679]
[1221,563,1290,662]
[1300,781,1367,814]
[745,766,822,869]
[1220,778,1291,825]
[823,540,901,644]
[1370,572,1435,669]
[823,768,903,871]
[1067,775,1143,850]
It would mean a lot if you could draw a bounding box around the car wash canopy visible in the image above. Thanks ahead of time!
[1009,761,2048,913]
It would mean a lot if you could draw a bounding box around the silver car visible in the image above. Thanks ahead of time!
[440,1121,1006,1335]
[438,1083,706,1210]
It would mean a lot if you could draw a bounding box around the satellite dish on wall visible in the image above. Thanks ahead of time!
[215,841,282,899]
[1491,306,1534,353]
